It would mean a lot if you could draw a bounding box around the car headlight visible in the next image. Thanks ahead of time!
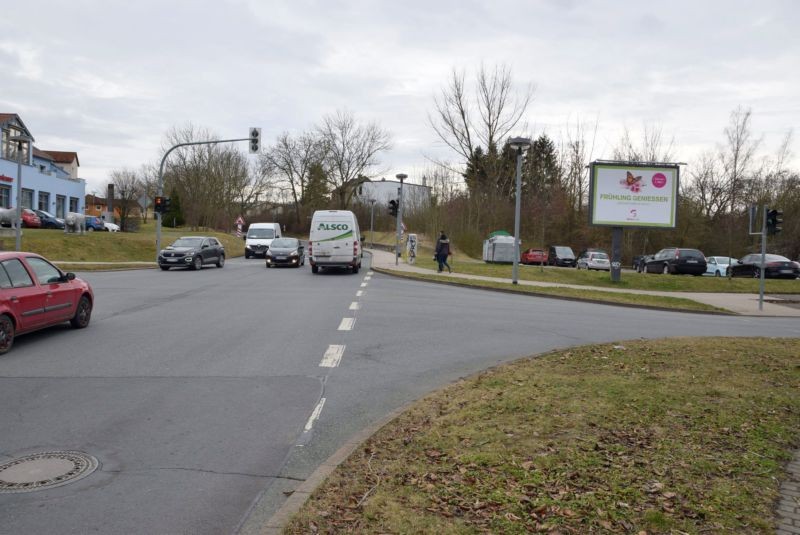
[290,250,298,256]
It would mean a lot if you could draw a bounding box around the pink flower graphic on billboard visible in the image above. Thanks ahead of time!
[619,171,645,193]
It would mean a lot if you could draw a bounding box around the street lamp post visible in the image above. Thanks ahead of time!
[509,137,532,285]
[369,199,376,249]
[395,173,407,266]
[10,135,33,251]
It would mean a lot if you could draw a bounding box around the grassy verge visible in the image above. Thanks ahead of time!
[4,223,245,262]
[375,268,730,314]
[286,337,800,534]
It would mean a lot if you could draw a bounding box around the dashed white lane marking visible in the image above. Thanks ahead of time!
[304,398,326,431]
[364,276,372,281]
[319,345,345,367]
[338,317,355,331]
[360,282,368,287]
[349,302,360,310]
[356,290,363,297]
[367,271,374,275]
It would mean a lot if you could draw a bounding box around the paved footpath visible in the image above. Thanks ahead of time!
[778,450,800,534]
[367,248,800,317]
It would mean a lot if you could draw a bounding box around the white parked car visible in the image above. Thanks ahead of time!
[577,252,611,271]
[104,222,121,232]
[704,256,735,277]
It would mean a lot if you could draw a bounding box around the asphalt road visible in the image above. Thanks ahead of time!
[1,255,799,534]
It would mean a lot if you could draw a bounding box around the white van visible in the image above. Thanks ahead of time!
[244,222,282,258]
[308,210,363,274]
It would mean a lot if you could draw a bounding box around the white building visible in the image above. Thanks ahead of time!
[354,178,431,211]
[0,113,85,217]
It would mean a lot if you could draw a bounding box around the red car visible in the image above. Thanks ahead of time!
[521,248,548,265]
[21,208,41,228]
[0,252,93,354]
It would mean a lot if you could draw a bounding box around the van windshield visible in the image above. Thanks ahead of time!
[247,229,275,239]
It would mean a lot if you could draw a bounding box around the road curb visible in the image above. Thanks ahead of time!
[371,266,739,316]
[259,402,414,534]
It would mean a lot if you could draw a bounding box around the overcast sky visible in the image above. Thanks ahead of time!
[2,0,798,194]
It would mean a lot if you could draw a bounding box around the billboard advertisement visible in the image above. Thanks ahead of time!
[589,162,679,228]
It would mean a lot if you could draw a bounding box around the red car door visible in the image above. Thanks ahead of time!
[0,258,47,332]
[24,257,76,324]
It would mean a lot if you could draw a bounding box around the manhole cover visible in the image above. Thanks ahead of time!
[0,451,98,493]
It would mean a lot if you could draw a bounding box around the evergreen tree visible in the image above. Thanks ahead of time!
[302,163,330,213]
[162,189,185,228]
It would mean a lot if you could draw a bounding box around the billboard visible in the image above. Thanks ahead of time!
[588,162,679,228]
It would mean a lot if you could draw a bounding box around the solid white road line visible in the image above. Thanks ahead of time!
[319,345,345,367]
[349,302,360,310]
[360,282,368,287]
[338,317,355,331]
[356,290,364,297]
[304,398,326,431]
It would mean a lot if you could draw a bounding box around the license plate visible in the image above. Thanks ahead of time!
[276,256,286,260]
[687,260,697,263]
[167,258,178,263]
[780,269,793,274]
[316,253,330,257]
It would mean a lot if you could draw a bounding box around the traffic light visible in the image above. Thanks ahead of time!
[154,196,165,214]
[249,127,261,153]
[163,197,172,212]
[388,199,398,217]
[767,208,783,235]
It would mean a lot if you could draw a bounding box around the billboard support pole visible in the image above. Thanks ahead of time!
[611,226,623,282]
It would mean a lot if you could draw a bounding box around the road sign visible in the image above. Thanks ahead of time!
[235,215,245,226]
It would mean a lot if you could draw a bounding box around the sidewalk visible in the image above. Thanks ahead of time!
[367,248,800,317]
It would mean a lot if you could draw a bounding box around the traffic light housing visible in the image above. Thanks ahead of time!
[249,127,261,153]
[767,208,783,235]
[388,199,398,217]
[154,196,165,214]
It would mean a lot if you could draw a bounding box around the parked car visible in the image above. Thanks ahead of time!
[21,209,41,228]
[547,245,576,267]
[0,252,93,354]
[34,210,65,230]
[576,248,608,269]
[645,248,707,275]
[158,236,225,271]
[577,251,611,271]
[704,256,736,277]
[729,254,800,279]
[103,222,121,232]
[265,237,305,268]
[521,248,547,265]
[633,254,653,273]
[84,216,105,232]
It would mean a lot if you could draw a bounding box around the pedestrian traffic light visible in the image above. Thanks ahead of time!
[163,197,172,212]
[388,199,398,217]
[249,127,261,153]
[767,208,783,235]
[154,196,165,214]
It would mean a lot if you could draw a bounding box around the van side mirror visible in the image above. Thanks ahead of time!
[360,236,365,244]
[242,235,246,241]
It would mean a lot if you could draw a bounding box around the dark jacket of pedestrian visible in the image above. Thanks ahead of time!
[435,232,452,273]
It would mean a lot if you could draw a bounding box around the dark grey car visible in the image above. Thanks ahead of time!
[159,236,225,271]
[265,237,305,268]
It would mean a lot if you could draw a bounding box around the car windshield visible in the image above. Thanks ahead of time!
[247,229,275,239]
[555,247,573,256]
[764,254,790,262]
[37,210,55,218]
[592,253,609,260]
[171,237,204,248]
[271,238,298,248]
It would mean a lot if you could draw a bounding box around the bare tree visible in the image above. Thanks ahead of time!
[430,64,533,163]
[612,124,675,163]
[138,162,159,223]
[317,110,391,208]
[109,168,142,231]
[262,131,324,223]
[719,106,760,213]
[685,151,728,219]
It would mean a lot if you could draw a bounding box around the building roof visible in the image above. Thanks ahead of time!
[32,147,55,161]
[42,150,80,167]
[0,113,35,141]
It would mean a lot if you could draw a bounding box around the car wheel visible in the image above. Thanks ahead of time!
[245,251,251,259]
[662,264,670,275]
[216,254,225,268]
[0,314,14,355]
[193,256,202,271]
[160,266,170,271]
[70,296,92,329]
[715,270,721,277]
[352,264,359,274]
[312,265,319,274]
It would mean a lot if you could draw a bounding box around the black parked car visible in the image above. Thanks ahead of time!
[547,245,576,267]
[265,237,305,268]
[159,236,225,271]
[34,209,65,229]
[645,248,706,275]
[729,254,800,279]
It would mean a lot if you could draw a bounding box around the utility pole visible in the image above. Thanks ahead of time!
[395,173,406,266]
[10,135,33,251]
[369,199,376,249]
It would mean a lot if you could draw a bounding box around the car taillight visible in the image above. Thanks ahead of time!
[308,242,313,255]
[675,250,680,259]
[766,262,783,267]
[353,242,358,255]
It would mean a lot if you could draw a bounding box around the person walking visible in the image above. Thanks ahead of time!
[435,230,452,273]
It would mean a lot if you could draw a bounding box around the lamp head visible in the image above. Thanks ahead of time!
[508,137,532,153]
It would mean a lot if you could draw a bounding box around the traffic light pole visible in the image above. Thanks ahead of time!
[155,137,253,262]
[758,205,767,311]
[395,174,406,266]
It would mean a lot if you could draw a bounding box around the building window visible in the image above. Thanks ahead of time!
[69,197,79,213]
[38,192,50,212]
[0,186,10,209]
[21,188,34,209]
[56,195,66,218]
